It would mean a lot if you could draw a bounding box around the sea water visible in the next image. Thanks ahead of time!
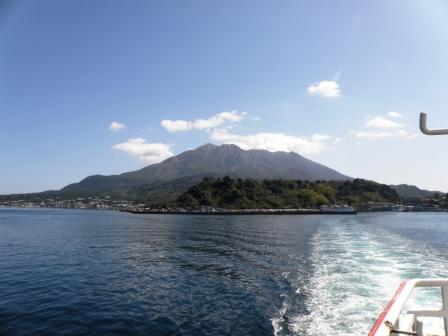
[1,208,447,335]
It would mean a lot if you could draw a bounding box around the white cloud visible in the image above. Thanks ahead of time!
[311,134,332,142]
[113,138,173,164]
[366,116,402,129]
[388,111,403,118]
[194,111,243,130]
[350,130,409,139]
[109,121,127,132]
[161,120,192,132]
[307,80,341,98]
[210,129,331,155]
[351,113,412,140]
[161,111,245,133]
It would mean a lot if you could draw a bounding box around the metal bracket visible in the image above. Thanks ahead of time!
[420,112,448,135]
[385,320,418,335]
[390,330,417,336]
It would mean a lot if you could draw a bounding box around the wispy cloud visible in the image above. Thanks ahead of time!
[388,111,403,118]
[308,80,341,98]
[366,116,402,129]
[250,116,262,121]
[109,121,127,132]
[113,138,173,164]
[210,129,332,155]
[351,113,411,139]
[351,130,409,139]
[333,67,342,82]
[159,109,334,156]
[161,111,246,133]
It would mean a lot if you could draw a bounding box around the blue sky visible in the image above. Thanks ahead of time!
[1,0,448,194]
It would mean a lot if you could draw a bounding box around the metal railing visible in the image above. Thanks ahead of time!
[369,279,448,336]
[420,113,448,135]
[369,114,448,335]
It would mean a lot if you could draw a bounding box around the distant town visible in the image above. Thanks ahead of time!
[0,196,133,211]
[1,196,447,214]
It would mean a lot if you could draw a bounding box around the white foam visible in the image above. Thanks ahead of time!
[271,300,289,336]
[280,216,448,336]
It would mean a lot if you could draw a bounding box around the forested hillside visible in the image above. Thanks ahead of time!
[175,177,399,209]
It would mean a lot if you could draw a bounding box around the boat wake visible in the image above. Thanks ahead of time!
[274,215,448,336]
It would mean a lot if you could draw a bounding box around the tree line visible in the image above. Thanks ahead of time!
[175,177,400,209]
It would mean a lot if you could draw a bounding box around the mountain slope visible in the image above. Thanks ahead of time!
[391,184,445,199]
[61,143,351,195]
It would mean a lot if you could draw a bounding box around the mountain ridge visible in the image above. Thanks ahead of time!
[60,143,351,195]
[390,184,445,199]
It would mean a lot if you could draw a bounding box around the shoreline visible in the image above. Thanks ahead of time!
[3,206,447,215]
[123,209,358,215]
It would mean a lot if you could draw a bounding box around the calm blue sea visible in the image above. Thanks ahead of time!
[1,208,448,335]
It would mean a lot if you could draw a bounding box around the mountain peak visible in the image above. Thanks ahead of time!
[196,143,241,151]
[197,143,216,149]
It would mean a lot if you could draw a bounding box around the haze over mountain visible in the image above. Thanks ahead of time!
[61,144,351,196]
[391,184,445,199]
